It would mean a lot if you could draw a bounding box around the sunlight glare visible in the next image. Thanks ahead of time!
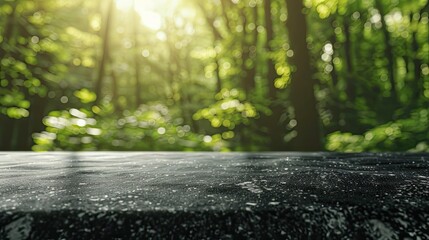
[140,11,163,30]
[115,0,180,31]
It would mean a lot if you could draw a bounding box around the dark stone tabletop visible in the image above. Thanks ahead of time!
[0,152,428,239]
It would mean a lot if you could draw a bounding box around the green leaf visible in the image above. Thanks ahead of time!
[74,88,97,103]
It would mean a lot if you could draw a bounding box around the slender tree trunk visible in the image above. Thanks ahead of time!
[246,5,258,93]
[402,25,411,77]
[0,117,15,150]
[285,0,322,151]
[329,20,341,131]
[220,0,232,31]
[29,94,48,147]
[411,30,421,102]
[343,20,356,102]
[375,0,397,102]
[214,54,222,93]
[15,117,31,150]
[353,0,366,73]
[409,0,429,102]
[194,1,224,94]
[27,3,52,150]
[110,67,121,112]
[240,8,251,96]
[241,6,259,149]
[239,6,259,97]
[0,1,18,150]
[133,0,142,107]
[329,19,340,88]
[165,21,178,103]
[263,0,285,150]
[94,0,114,103]
[264,0,277,100]
[184,54,199,131]
[0,2,17,46]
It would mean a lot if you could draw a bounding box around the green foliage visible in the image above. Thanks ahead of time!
[0,90,30,119]
[74,88,97,103]
[327,109,429,152]
[33,103,228,152]
[194,88,258,129]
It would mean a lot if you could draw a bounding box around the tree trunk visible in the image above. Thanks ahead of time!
[0,116,15,150]
[240,8,251,96]
[29,94,48,147]
[220,0,232,31]
[165,21,178,103]
[285,0,322,151]
[15,117,31,150]
[133,0,142,107]
[0,1,18,150]
[245,5,258,93]
[328,19,341,131]
[263,0,286,150]
[329,50,339,87]
[375,0,398,102]
[94,0,114,103]
[214,54,222,93]
[194,1,224,94]
[411,30,421,101]
[410,0,429,102]
[343,20,356,102]
[110,66,121,112]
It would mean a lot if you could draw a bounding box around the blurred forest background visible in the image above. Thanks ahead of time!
[0,0,428,152]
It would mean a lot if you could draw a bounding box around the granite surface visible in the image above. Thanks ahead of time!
[0,152,428,239]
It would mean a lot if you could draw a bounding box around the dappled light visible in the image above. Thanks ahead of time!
[0,0,428,151]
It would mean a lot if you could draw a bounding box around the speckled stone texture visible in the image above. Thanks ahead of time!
[0,152,428,239]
